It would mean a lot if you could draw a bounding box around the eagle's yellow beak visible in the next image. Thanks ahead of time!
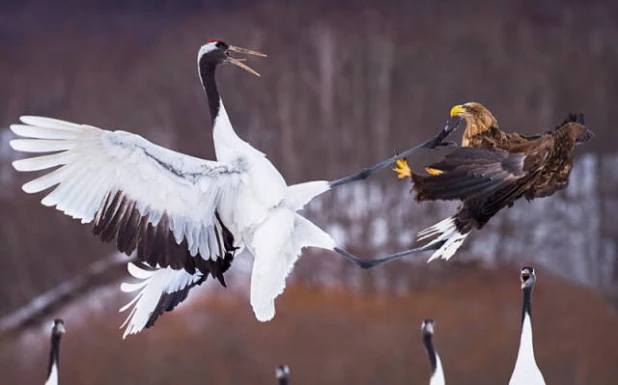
[450,105,466,117]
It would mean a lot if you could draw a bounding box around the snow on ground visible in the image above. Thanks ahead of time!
[304,153,618,297]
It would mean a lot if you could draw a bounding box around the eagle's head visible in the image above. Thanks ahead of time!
[553,113,594,146]
[450,102,499,138]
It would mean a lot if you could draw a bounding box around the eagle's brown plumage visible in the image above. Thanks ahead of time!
[408,102,594,261]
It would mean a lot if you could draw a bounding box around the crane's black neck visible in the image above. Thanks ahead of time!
[278,377,288,385]
[47,333,61,378]
[199,61,221,125]
[422,333,437,376]
[522,286,532,324]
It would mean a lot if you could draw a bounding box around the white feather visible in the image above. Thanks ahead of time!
[127,261,155,280]
[119,263,202,339]
[416,216,469,262]
[44,362,58,385]
[250,211,335,321]
[10,138,75,153]
[285,180,330,210]
[20,115,82,131]
[11,124,78,140]
[509,313,546,385]
[13,151,75,172]
[430,354,445,385]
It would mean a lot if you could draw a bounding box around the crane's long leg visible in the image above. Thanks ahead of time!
[333,242,444,269]
[329,117,463,188]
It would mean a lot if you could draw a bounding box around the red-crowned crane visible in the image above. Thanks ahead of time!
[10,40,458,338]
[45,319,65,385]
[509,266,546,385]
[275,365,290,385]
[421,319,445,385]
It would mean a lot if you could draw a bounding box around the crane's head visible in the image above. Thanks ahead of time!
[275,365,290,380]
[51,318,66,336]
[198,39,266,76]
[421,318,435,336]
[520,266,537,290]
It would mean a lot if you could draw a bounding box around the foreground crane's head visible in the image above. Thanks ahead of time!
[198,39,267,76]
[275,365,290,380]
[51,318,66,336]
[450,102,499,136]
[520,266,537,290]
[421,318,435,336]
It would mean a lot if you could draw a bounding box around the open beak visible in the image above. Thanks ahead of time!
[226,45,267,77]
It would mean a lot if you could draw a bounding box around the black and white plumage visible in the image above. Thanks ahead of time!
[275,365,290,385]
[45,319,65,385]
[421,319,445,385]
[10,40,337,338]
[509,266,546,385]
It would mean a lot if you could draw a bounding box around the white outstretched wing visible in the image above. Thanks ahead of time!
[10,116,244,334]
[11,116,243,262]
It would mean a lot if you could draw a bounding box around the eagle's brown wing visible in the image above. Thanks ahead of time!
[412,147,525,201]
[411,144,549,202]
[455,170,538,230]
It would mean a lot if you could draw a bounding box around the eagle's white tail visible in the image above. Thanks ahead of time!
[417,216,469,262]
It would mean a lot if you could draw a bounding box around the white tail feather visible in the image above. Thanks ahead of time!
[417,216,470,262]
[285,180,330,210]
[250,211,335,322]
[119,262,201,339]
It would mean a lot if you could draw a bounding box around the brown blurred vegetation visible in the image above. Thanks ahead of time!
[1,0,618,383]
[2,0,618,312]
[1,266,617,385]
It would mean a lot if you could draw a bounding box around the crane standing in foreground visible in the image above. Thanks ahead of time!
[10,40,457,337]
[509,266,546,385]
[275,365,290,385]
[44,319,65,385]
[421,319,445,385]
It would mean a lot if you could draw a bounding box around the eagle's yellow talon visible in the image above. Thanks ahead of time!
[393,158,412,179]
[425,167,444,176]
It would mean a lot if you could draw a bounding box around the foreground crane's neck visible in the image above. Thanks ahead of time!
[45,333,61,385]
[199,60,246,158]
[521,286,532,324]
[514,287,538,368]
[423,333,438,376]
[423,333,445,385]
